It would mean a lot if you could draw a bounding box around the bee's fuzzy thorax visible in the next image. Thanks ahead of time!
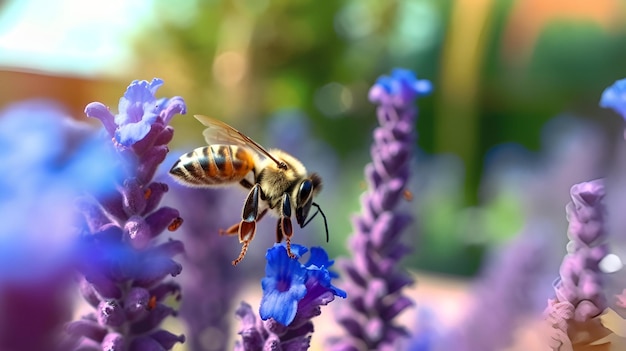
[254,149,310,211]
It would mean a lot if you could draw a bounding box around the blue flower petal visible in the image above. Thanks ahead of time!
[600,78,626,119]
[375,76,394,94]
[87,78,185,144]
[415,79,433,96]
[305,247,341,280]
[259,244,345,326]
[155,97,169,115]
[259,286,305,326]
[115,115,157,147]
[391,68,417,85]
[264,244,307,277]
[85,102,117,136]
[260,245,308,326]
[370,68,432,105]
[148,78,164,95]
[305,247,333,268]
[288,243,308,259]
[159,97,188,124]
[306,265,347,299]
[117,80,159,125]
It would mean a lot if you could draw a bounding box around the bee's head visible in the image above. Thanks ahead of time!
[294,173,322,228]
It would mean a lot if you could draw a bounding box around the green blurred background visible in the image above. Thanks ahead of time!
[1,0,626,276]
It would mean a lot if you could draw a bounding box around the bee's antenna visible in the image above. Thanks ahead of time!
[303,202,329,243]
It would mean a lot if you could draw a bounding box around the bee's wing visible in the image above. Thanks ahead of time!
[194,115,285,167]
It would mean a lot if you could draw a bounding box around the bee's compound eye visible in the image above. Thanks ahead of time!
[298,179,313,205]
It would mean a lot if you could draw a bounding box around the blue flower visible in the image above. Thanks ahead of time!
[259,244,346,326]
[260,244,308,326]
[305,247,347,298]
[0,100,121,351]
[600,78,626,119]
[236,244,345,350]
[369,68,433,106]
[0,100,119,280]
[85,78,186,147]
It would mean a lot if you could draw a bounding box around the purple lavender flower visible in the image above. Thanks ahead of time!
[543,179,608,349]
[234,244,346,350]
[406,308,439,351]
[68,79,187,351]
[434,232,547,351]
[329,68,431,350]
[165,182,246,351]
[85,78,185,147]
[600,78,626,120]
[0,100,120,351]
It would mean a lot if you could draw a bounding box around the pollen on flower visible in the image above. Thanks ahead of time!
[168,217,184,231]
[148,295,157,311]
[144,188,152,200]
[403,189,413,202]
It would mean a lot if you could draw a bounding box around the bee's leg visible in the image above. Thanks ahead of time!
[232,184,262,265]
[219,223,240,236]
[232,225,255,266]
[220,209,267,237]
[275,219,283,243]
[239,178,254,190]
[277,193,296,259]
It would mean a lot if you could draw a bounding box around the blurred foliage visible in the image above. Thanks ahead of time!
[133,0,443,154]
[131,0,626,276]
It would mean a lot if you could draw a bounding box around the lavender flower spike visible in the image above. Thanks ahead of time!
[235,244,346,351]
[330,69,432,350]
[600,78,626,121]
[68,78,187,351]
[170,185,247,351]
[436,232,547,351]
[544,179,609,350]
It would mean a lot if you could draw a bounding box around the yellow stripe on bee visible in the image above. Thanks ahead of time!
[199,146,254,184]
[170,145,255,186]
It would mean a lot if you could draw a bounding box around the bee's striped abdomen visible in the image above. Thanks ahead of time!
[169,145,255,186]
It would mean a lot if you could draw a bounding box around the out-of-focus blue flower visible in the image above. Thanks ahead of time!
[235,244,345,350]
[0,100,118,280]
[85,78,186,147]
[369,68,432,107]
[0,100,120,351]
[600,78,626,120]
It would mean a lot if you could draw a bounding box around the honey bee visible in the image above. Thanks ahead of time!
[169,115,328,265]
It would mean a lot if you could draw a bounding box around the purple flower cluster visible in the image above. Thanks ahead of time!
[544,180,608,349]
[235,244,346,350]
[67,79,188,350]
[330,69,432,350]
[167,184,246,351]
[439,232,547,351]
